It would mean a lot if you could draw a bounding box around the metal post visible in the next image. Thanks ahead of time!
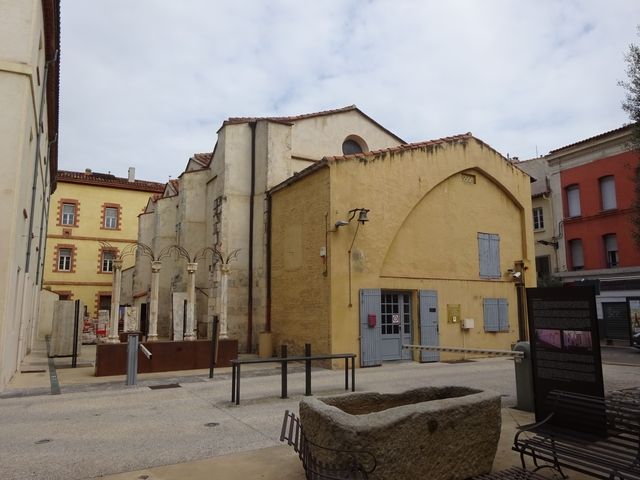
[305,343,311,396]
[231,363,236,402]
[514,341,534,412]
[351,356,355,392]
[126,334,139,386]
[72,299,80,368]
[344,357,348,390]
[209,317,219,379]
[235,363,240,405]
[281,345,288,399]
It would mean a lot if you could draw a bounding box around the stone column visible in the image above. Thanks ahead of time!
[184,262,197,340]
[219,264,229,339]
[107,259,123,344]
[147,261,161,342]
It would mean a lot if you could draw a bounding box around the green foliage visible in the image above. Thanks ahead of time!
[619,27,640,248]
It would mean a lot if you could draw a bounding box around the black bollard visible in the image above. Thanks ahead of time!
[281,345,288,398]
[305,343,311,396]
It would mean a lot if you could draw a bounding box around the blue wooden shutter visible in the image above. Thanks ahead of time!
[360,289,382,367]
[498,298,509,332]
[419,290,439,362]
[478,233,500,278]
[478,233,490,277]
[489,234,500,277]
[483,298,499,332]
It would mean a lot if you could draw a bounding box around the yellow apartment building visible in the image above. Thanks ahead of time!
[43,169,164,318]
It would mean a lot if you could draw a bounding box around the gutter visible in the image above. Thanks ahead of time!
[266,192,272,333]
[26,50,58,273]
[35,136,56,283]
[247,121,256,353]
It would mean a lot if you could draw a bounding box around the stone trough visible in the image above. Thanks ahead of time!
[299,386,501,480]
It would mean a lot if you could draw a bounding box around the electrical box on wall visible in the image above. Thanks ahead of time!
[462,318,475,329]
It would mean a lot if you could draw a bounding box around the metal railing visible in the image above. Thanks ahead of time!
[402,344,524,359]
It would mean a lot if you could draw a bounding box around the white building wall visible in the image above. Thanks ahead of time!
[0,0,55,391]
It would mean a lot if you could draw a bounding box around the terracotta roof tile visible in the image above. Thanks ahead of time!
[191,152,213,167]
[549,124,635,154]
[220,105,405,143]
[323,133,474,162]
[43,0,60,192]
[169,179,180,193]
[57,170,165,193]
[224,105,358,126]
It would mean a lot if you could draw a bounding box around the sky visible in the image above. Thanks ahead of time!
[59,0,640,184]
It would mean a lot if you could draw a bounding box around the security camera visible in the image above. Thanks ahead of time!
[510,271,522,279]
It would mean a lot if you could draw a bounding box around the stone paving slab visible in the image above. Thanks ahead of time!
[2,339,637,479]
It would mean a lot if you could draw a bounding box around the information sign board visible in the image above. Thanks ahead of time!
[526,287,604,425]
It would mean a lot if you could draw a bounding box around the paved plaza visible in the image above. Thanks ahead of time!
[1,341,639,480]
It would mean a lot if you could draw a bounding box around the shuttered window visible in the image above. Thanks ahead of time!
[483,298,509,332]
[533,207,544,230]
[566,185,581,217]
[569,239,584,270]
[478,233,500,278]
[604,234,618,268]
[599,176,617,211]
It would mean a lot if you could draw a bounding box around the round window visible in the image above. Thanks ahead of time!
[342,139,364,155]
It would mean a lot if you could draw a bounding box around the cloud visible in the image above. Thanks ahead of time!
[58,0,640,181]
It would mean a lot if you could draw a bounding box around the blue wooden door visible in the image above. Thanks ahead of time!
[419,290,440,362]
[360,289,382,367]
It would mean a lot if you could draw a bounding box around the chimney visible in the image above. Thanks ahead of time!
[128,167,135,183]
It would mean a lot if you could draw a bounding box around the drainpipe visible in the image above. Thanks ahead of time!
[265,192,272,333]
[26,50,58,273]
[36,136,56,284]
[247,121,256,352]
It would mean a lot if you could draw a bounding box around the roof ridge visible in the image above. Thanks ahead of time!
[548,123,635,154]
[191,152,213,167]
[56,170,165,192]
[323,133,473,162]
[225,105,357,125]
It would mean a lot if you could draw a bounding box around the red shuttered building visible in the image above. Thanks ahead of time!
[549,125,640,343]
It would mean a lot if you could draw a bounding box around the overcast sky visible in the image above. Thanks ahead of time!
[59,1,639,183]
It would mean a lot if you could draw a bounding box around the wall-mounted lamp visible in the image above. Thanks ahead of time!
[537,239,559,250]
[507,269,522,280]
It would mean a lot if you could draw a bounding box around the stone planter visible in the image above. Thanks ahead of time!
[299,386,501,480]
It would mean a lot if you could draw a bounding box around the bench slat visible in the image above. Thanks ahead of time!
[514,389,640,480]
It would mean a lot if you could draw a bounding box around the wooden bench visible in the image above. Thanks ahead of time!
[231,344,355,405]
[280,410,376,480]
[513,390,640,479]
